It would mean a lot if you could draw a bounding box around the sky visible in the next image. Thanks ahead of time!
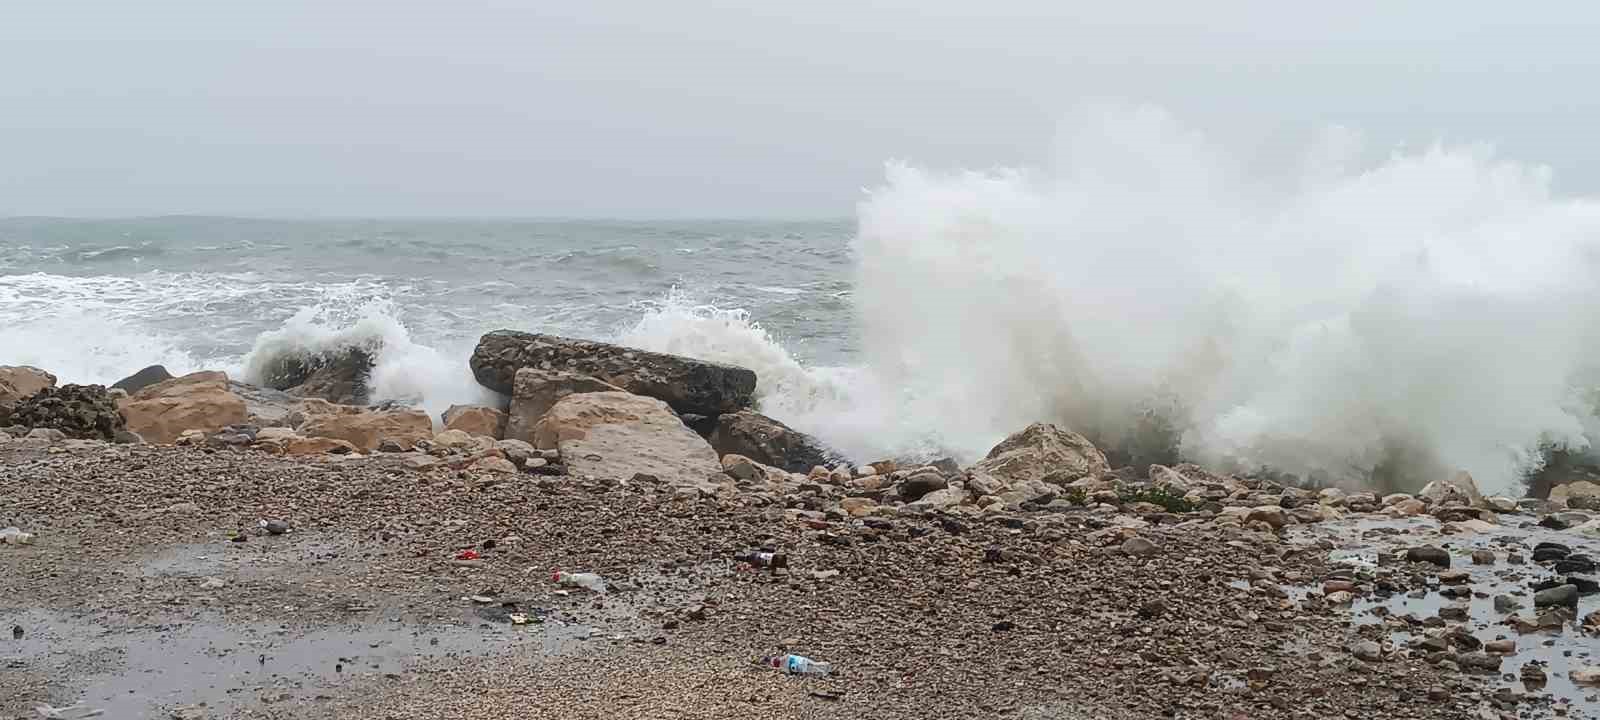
[3,1,1599,218]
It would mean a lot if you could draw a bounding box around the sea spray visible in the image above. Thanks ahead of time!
[853,103,1600,493]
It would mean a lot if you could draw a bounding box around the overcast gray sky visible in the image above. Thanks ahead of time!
[3,1,1598,218]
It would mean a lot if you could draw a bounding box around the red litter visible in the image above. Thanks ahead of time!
[455,549,480,561]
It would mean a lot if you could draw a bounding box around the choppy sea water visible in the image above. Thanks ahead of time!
[9,108,1600,492]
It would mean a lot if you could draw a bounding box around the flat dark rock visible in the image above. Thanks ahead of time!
[111,365,174,394]
[470,330,757,417]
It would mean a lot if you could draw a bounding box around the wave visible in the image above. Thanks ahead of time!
[849,103,1600,493]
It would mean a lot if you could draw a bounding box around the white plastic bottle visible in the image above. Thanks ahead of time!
[767,654,832,675]
[0,527,34,545]
[551,570,607,593]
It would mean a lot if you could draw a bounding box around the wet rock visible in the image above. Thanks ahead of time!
[1533,584,1578,608]
[119,372,248,444]
[1550,480,1600,509]
[259,346,374,405]
[1439,605,1469,621]
[1406,546,1451,568]
[1493,595,1522,613]
[1471,550,1495,565]
[969,423,1110,490]
[1386,498,1427,517]
[1573,666,1600,685]
[442,405,508,439]
[533,391,722,492]
[0,365,56,426]
[1325,591,1354,604]
[471,330,757,416]
[11,384,126,441]
[504,367,625,444]
[1568,575,1600,594]
[1439,570,1470,585]
[110,364,173,394]
[1532,542,1571,562]
[1484,639,1516,655]
[1555,556,1597,575]
[1480,496,1519,513]
[709,409,838,473]
[1521,663,1548,685]
[899,471,949,502]
[1146,465,1190,494]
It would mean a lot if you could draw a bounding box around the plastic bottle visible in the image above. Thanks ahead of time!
[735,551,788,571]
[765,654,832,675]
[552,570,608,593]
[0,527,34,545]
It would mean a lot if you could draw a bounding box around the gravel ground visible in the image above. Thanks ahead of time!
[0,441,1583,719]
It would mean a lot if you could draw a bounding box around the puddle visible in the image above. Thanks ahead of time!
[1288,514,1600,715]
[0,609,595,718]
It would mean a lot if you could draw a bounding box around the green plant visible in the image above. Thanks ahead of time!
[1115,483,1196,513]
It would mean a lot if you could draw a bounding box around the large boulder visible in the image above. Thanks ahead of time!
[442,404,508,439]
[470,331,757,417]
[1420,471,1481,505]
[708,409,836,473]
[0,366,57,425]
[110,365,174,394]
[504,368,624,443]
[228,382,300,427]
[969,423,1110,489]
[10,384,125,440]
[119,372,248,444]
[259,347,374,405]
[533,391,722,490]
[299,406,432,452]
[1552,480,1600,510]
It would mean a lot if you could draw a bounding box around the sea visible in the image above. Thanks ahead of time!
[7,109,1600,493]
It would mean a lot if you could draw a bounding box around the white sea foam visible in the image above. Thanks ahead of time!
[847,103,1600,492]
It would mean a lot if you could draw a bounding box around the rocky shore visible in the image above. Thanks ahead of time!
[3,331,1599,719]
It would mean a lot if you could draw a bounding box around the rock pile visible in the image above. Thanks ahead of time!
[9,384,125,441]
[0,365,57,426]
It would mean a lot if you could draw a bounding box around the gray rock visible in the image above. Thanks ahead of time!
[471,330,757,417]
[969,423,1110,490]
[708,409,838,474]
[1121,537,1160,557]
[259,347,374,405]
[1350,640,1382,662]
[110,365,173,394]
[1406,546,1451,568]
[1493,595,1522,613]
[1533,584,1578,608]
[899,471,949,502]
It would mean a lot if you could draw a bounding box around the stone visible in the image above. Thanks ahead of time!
[496,439,538,465]
[1406,546,1451,568]
[25,427,66,442]
[708,409,837,473]
[1550,480,1600,508]
[839,497,877,518]
[442,405,508,439]
[118,372,247,444]
[1480,496,1519,513]
[257,346,374,405]
[1381,493,1414,507]
[109,364,174,394]
[1484,639,1516,655]
[969,423,1110,490]
[1349,640,1382,662]
[432,429,483,450]
[1245,505,1288,529]
[1318,487,1347,506]
[401,453,442,470]
[1385,499,1427,517]
[470,456,518,474]
[258,434,358,456]
[1146,465,1190,494]
[1457,652,1501,673]
[1419,471,1481,505]
[1572,666,1600,685]
[11,384,125,441]
[1471,550,1496,565]
[1533,584,1578,608]
[1494,595,1522,613]
[1121,537,1160,557]
[299,406,433,452]
[720,454,766,482]
[905,486,966,511]
[471,330,757,416]
[0,365,56,425]
[227,382,300,427]
[1326,591,1354,604]
[533,391,722,491]
[900,471,949,502]
[503,367,624,443]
